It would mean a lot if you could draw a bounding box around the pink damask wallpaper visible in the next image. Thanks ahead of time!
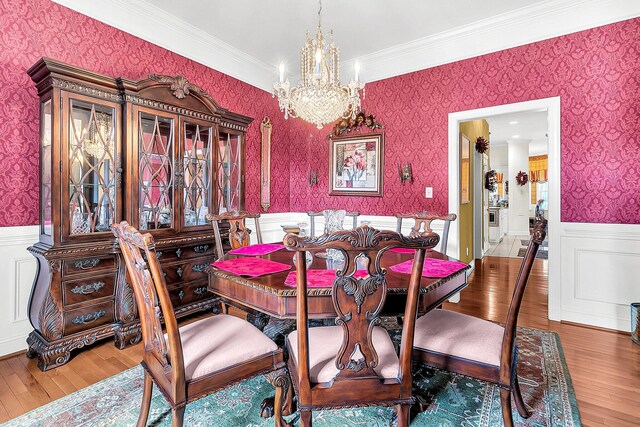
[0,0,638,227]
[289,18,640,224]
[0,0,290,227]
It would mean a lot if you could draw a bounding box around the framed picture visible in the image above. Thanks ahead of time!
[460,133,471,204]
[329,132,384,197]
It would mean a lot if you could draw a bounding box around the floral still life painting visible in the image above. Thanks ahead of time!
[329,133,384,196]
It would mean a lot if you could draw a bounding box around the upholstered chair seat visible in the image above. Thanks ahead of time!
[413,309,504,367]
[287,326,399,383]
[170,314,279,380]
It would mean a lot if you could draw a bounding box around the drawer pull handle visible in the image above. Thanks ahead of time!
[194,287,208,295]
[71,281,105,295]
[176,248,183,258]
[74,259,101,270]
[191,264,208,273]
[178,290,185,300]
[176,267,184,278]
[71,310,106,324]
[193,245,210,253]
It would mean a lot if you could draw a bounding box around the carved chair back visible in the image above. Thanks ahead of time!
[499,218,547,386]
[207,211,263,259]
[283,225,440,411]
[111,222,185,396]
[307,209,360,238]
[396,211,457,254]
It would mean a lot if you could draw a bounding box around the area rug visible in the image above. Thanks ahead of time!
[517,248,548,259]
[1,327,580,427]
[521,240,549,247]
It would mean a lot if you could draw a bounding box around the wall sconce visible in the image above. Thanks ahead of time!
[308,169,318,186]
[398,163,413,184]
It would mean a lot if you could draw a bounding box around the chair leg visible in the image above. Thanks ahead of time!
[394,404,410,427]
[513,373,531,418]
[270,369,293,427]
[136,371,153,427]
[171,406,185,427]
[300,410,312,427]
[499,388,514,427]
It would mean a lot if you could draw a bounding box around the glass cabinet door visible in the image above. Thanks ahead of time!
[138,112,175,231]
[216,129,243,213]
[182,122,213,228]
[67,99,118,236]
[41,99,52,237]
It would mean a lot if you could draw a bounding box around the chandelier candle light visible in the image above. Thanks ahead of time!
[273,0,365,129]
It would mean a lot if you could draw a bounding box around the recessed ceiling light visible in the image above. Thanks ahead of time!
[509,121,518,124]
[512,135,520,138]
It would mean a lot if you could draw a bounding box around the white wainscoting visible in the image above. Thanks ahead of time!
[0,226,39,356]
[560,222,640,331]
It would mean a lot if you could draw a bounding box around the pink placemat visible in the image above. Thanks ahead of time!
[228,243,285,256]
[389,248,433,254]
[284,269,369,288]
[212,257,291,278]
[389,258,467,278]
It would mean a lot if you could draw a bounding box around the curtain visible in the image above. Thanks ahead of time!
[529,155,548,203]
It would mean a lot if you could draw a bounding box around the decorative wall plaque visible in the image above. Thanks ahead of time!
[260,117,272,211]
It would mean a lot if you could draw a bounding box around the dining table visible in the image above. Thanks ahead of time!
[206,244,470,331]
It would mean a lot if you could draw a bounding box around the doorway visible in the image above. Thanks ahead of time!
[447,97,561,321]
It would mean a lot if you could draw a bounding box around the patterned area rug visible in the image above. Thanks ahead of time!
[517,248,548,259]
[1,327,580,427]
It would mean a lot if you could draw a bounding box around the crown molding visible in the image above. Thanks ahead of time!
[346,0,640,83]
[52,0,276,91]
[54,0,639,91]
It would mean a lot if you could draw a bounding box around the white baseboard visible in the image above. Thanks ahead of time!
[0,226,39,357]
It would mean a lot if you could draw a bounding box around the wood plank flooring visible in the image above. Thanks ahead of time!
[0,256,638,425]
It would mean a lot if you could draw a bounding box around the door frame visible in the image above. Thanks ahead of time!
[447,97,561,321]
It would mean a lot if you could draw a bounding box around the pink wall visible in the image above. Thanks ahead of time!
[0,0,291,227]
[0,1,637,227]
[289,18,640,224]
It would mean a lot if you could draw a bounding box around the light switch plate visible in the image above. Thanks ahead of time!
[425,187,433,198]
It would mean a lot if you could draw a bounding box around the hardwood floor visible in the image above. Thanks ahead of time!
[0,257,638,425]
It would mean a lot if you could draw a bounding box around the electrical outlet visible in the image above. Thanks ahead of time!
[425,187,433,198]
[466,248,469,256]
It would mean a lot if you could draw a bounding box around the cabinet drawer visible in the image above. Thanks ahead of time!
[62,274,115,306]
[63,301,114,335]
[162,258,213,285]
[63,256,116,277]
[169,282,211,307]
[153,243,215,263]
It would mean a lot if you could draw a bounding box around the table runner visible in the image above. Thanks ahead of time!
[389,258,467,278]
[212,257,291,278]
[284,269,369,288]
[228,243,285,256]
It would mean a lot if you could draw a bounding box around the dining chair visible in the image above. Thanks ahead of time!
[112,221,290,427]
[395,211,457,254]
[307,209,359,238]
[207,211,263,259]
[283,225,440,426]
[412,218,547,427]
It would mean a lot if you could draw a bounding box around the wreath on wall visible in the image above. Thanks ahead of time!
[516,171,529,186]
[485,169,497,192]
[475,136,489,154]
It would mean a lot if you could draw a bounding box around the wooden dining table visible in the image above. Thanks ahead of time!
[206,246,470,330]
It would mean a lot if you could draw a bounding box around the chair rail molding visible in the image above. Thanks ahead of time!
[0,225,39,356]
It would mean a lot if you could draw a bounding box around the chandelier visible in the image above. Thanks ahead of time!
[273,0,364,129]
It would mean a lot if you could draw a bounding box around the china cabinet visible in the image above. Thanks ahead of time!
[26,58,251,370]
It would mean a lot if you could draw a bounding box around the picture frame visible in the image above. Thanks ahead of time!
[329,132,384,197]
[460,132,471,204]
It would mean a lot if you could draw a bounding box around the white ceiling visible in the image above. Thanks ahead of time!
[486,111,548,156]
[143,0,541,74]
[55,0,640,91]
